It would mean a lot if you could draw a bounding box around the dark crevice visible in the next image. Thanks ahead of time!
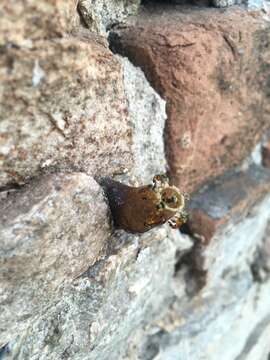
[108,31,123,55]
[0,182,24,193]
[142,0,171,3]
[108,27,166,97]
[174,239,207,297]
[76,2,90,30]
[139,330,167,360]
[250,245,270,284]
[179,221,194,236]
[0,343,11,359]
[106,21,121,33]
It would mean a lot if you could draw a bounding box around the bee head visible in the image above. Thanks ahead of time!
[159,187,185,211]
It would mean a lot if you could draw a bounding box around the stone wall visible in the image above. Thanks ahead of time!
[0,1,270,359]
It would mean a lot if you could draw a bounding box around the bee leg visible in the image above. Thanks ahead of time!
[152,174,169,191]
[168,210,189,229]
[183,192,190,202]
[168,217,184,229]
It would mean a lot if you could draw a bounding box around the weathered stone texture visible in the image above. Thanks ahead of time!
[0,1,80,44]
[2,161,269,360]
[0,0,167,188]
[190,171,270,285]
[0,36,133,187]
[0,173,110,346]
[212,0,242,6]
[111,6,270,192]
[121,58,167,183]
[78,0,141,35]
[1,224,192,359]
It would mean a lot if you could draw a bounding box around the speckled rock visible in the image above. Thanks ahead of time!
[110,6,270,192]
[0,0,80,44]
[120,57,167,183]
[0,5,167,188]
[211,0,243,7]
[0,1,169,354]
[2,161,270,359]
[0,173,110,346]
[78,0,141,35]
[1,221,192,359]
[0,35,133,187]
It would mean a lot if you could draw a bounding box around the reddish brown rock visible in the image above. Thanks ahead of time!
[187,164,270,244]
[111,6,270,192]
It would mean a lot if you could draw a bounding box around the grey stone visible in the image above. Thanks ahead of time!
[0,173,110,347]
[211,0,267,9]
[78,0,141,35]
[1,227,192,359]
[211,0,243,7]
[120,57,167,184]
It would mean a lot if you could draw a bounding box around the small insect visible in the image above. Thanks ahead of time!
[101,174,189,233]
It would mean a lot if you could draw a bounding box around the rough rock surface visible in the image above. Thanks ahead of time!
[0,173,110,346]
[121,57,167,183]
[212,0,242,6]
[78,0,141,35]
[171,0,244,7]
[111,5,270,192]
[0,1,166,188]
[0,1,80,44]
[0,0,169,356]
[1,162,270,360]
[0,34,132,187]
[1,227,191,360]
